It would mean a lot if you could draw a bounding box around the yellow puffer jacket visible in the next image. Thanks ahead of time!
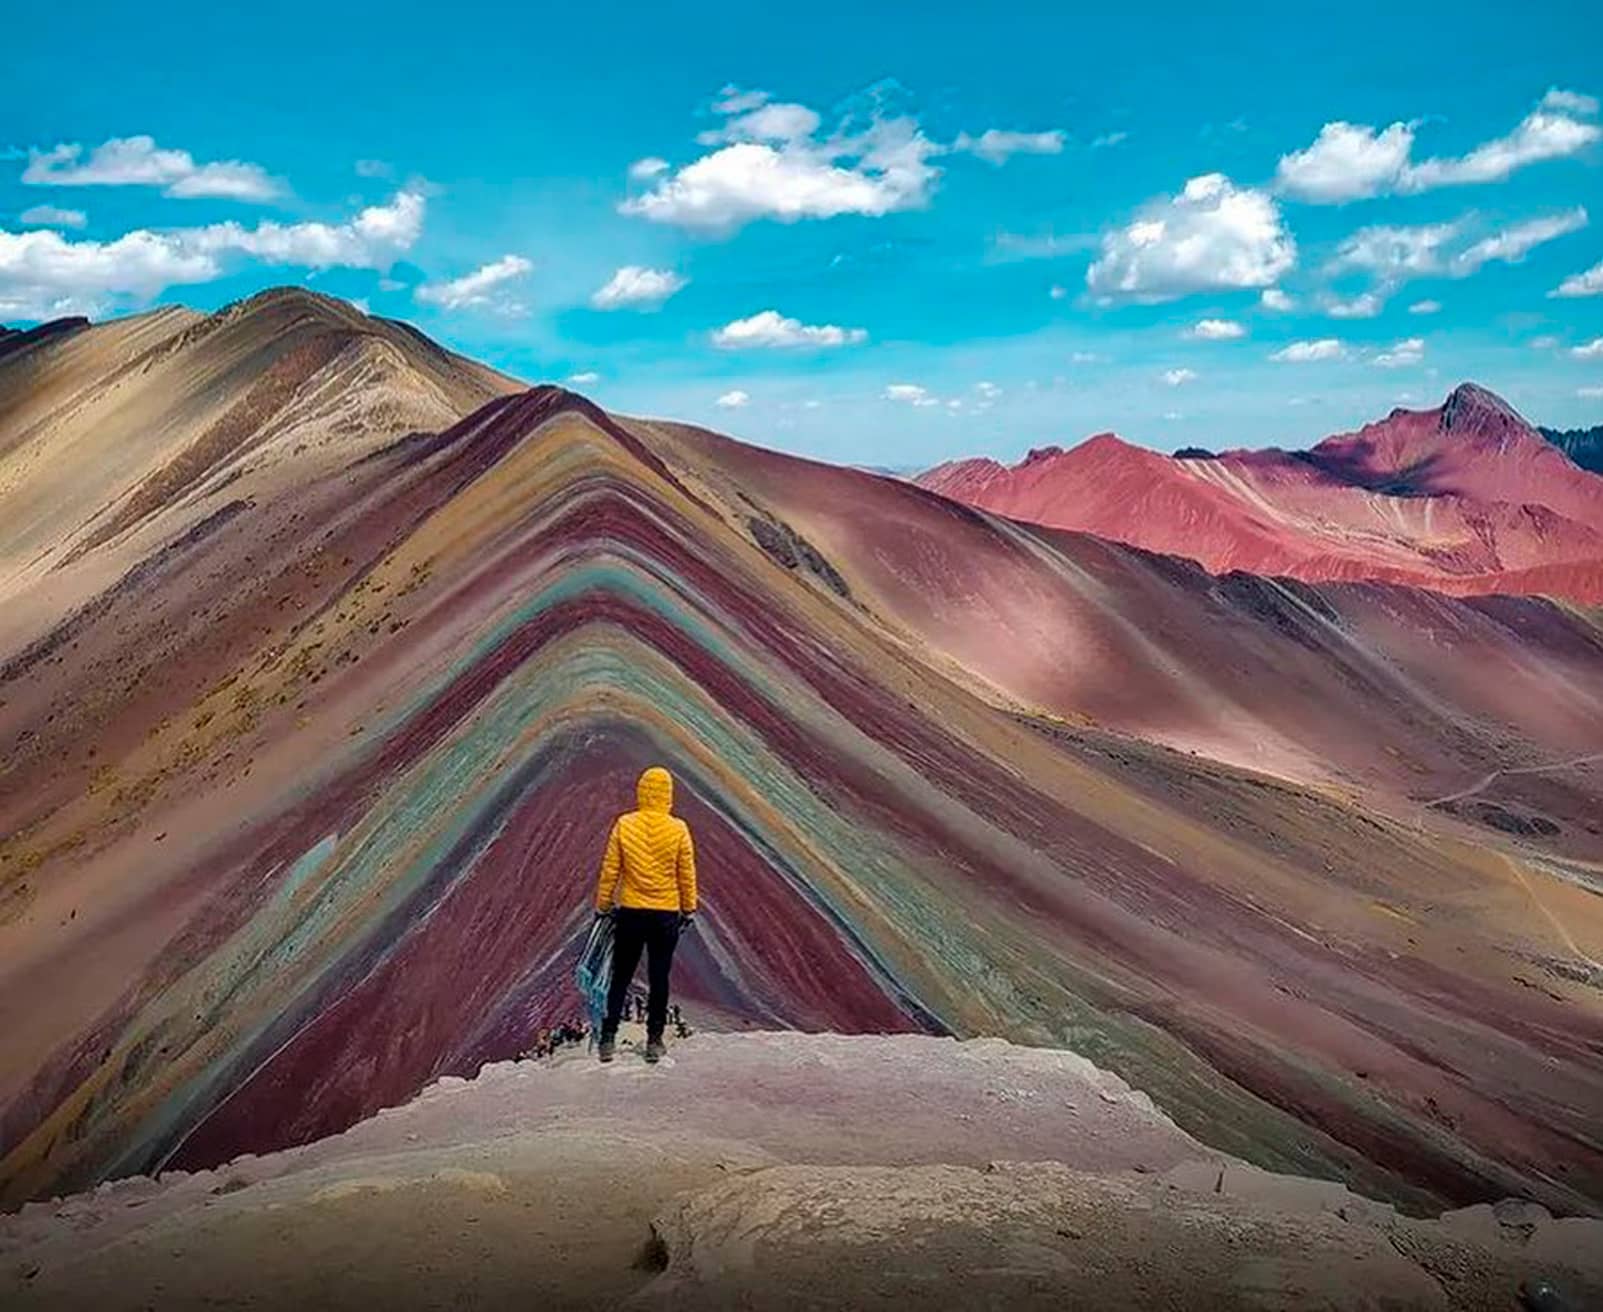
[594,766,699,913]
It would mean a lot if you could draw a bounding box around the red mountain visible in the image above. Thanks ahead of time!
[919,384,1603,602]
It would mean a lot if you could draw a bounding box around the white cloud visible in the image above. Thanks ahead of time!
[1529,335,1560,349]
[1371,337,1425,368]
[1271,338,1347,362]
[953,129,1065,164]
[1260,288,1295,311]
[568,370,601,385]
[348,297,371,314]
[622,89,939,232]
[1571,338,1603,359]
[715,389,750,408]
[1330,220,1461,279]
[1163,411,1183,421]
[24,136,281,201]
[1551,258,1603,298]
[1403,110,1600,190]
[354,159,393,179]
[1048,284,1068,300]
[1275,121,1414,202]
[703,101,822,146]
[1162,367,1198,386]
[18,204,86,229]
[1542,88,1600,116]
[628,157,669,181]
[1450,208,1587,274]
[189,190,426,269]
[1408,299,1442,315]
[1086,173,1295,303]
[1276,99,1601,204]
[884,383,938,406]
[1578,385,1603,398]
[974,380,1002,399]
[2,191,428,320]
[711,309,867,349]
[1091,131,1129,149]
[1323,291,1385,319]
[0,226,218,320]
[1070,350,1102,364]
[1185,317,1246,340]
[415,252,532,311]
[590,264,686,310]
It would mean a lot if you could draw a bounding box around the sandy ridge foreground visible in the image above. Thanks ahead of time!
[4,1031,1599,1310]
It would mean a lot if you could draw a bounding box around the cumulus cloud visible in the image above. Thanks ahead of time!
[1086,173,1295,303]
[1185,317,1246,340]
[622,87,939,232]
[1276,121,1415,203]
[1408,299,1442,314]
[1571,338,1603,359]
[628,157,669,181]
[953,128,1065,164]
[1162,367,1198,386]
[1322,290,1385,319]
[414,252,531,311]
[590,265,686,309]
[1260,288,1295,311]
[1541,87,1599,116]
[1549,258,1603,298]
[1270,338,1347,362]
[1403,111,1600,190]
[0,226,218,320]
[24,136,281,201]
[1276,96,1600,203]
[189,190,426,269]
[18,204,86,229]
[712,309,866,349]
[1371,337,1425,368]
[715,389,750,408]
[884,383,939,406]
[974,380,1002,399]
[0,191,428,318]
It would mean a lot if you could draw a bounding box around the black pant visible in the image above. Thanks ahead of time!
[604,908,681,1039]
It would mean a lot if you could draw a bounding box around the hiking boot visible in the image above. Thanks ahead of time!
[598,1036,616,1063]
[644,1036,666,1064]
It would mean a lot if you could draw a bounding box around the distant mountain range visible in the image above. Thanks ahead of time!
[921,382,1603,603]
[1540,423,1603,474]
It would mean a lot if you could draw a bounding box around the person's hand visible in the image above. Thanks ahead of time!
[594,907,612,920]
[678,912,696,932]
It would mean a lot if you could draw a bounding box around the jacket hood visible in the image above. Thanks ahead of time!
[636,766,674,813]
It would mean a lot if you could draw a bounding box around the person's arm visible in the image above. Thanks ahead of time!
[594,821,622,912]
[676,822,698,915]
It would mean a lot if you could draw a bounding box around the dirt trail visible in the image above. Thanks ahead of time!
[3,1030,1599,1311]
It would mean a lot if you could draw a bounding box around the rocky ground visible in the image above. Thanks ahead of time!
[3,1031,1599,1311]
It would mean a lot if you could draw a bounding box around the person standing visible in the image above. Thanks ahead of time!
[593,766,698,1063]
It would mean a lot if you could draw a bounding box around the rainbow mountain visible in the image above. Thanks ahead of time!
[2,289,1601,1216]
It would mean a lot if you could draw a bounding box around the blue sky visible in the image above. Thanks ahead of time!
[6,0,1603,465]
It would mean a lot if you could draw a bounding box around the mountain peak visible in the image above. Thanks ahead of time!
[1439,382,1529,437]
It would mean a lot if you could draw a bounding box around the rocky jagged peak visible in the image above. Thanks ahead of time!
[1020,444,1066,466]
[1439,382,1530,437]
